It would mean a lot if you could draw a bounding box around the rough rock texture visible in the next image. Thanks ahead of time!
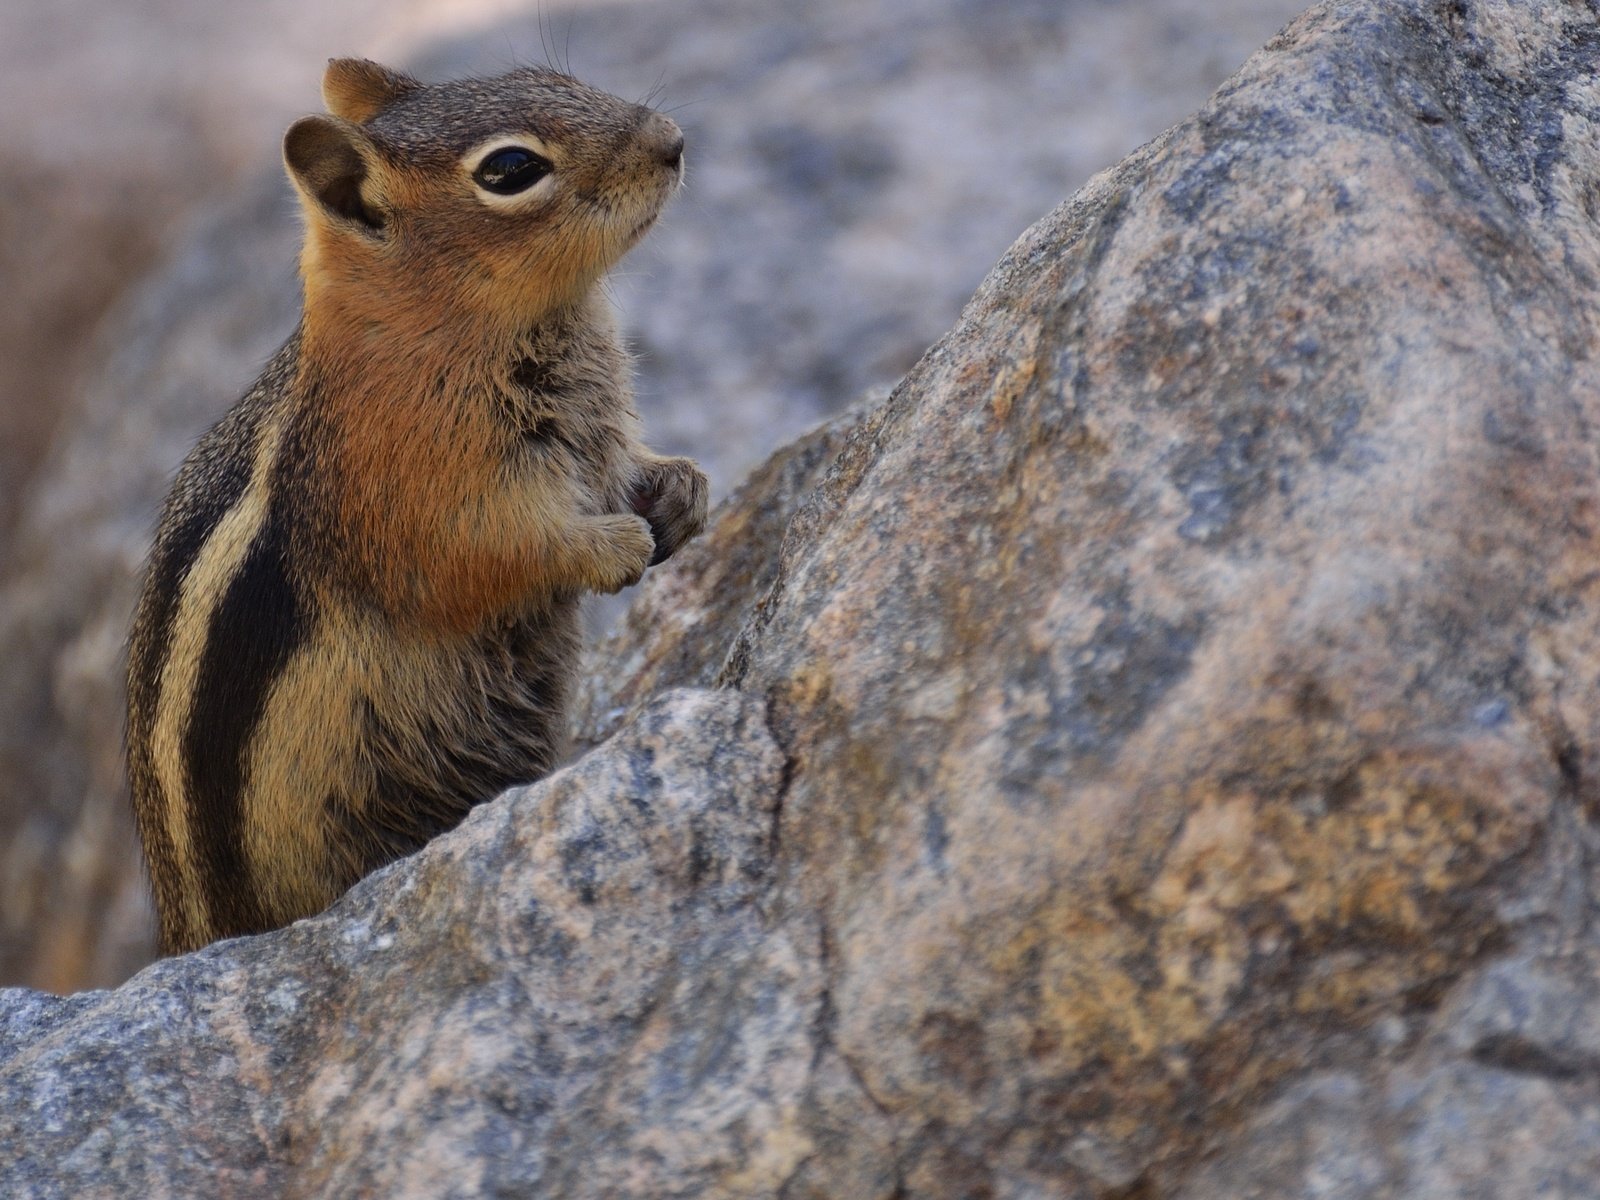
[0,0,1308,990]
[4,0,1600,1193]
[0,691,792,1196]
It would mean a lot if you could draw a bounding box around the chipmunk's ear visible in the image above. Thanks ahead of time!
[284,115,389,235]
[322,58,418,124]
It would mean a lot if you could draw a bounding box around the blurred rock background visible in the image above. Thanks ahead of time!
[0,0,1307,992]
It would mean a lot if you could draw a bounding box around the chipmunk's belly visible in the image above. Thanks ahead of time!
[243,600,579,921]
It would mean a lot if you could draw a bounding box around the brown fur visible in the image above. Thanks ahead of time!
[126,59,707,953]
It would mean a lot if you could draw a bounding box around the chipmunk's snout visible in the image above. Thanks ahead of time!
[640,112,685,173]
[661,131,685,172]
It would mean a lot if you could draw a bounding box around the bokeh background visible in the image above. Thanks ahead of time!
[0,0,1308,992]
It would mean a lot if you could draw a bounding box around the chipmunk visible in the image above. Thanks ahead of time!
[126,58,708,954]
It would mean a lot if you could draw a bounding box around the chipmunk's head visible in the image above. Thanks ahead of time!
[285,58,683,331]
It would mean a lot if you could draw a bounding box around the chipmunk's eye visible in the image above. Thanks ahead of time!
[474,147,552,195]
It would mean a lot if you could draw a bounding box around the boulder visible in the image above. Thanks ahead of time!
[0,0,1307,991]
[5,0,1600,1194]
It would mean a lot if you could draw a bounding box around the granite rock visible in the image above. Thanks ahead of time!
[0,690,793,1197]
[5,0,1600,1195]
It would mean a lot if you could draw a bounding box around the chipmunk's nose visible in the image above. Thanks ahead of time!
[641,112,684,171]
[661,131,685,171]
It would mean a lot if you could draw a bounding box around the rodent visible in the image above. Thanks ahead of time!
[125,57,708,955]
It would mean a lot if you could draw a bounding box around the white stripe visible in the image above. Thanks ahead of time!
[147,417,285,941]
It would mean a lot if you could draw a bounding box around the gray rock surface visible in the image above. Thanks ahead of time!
[0,0,1308,990]
[1,690,790,1196]
[5,1,1600,1194]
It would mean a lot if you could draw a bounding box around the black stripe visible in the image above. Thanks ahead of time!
[126,409,258,750]
[126,420,259,951]
[127,329,300,750]
[182,502,306,937]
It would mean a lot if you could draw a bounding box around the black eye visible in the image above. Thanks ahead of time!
[474,147,552,195]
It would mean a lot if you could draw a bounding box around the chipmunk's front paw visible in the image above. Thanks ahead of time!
[631,458,709,566]
[588,514,656,593]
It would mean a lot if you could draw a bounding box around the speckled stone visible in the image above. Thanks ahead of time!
[5,0,1600,1195]
[0,689,789,1196]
